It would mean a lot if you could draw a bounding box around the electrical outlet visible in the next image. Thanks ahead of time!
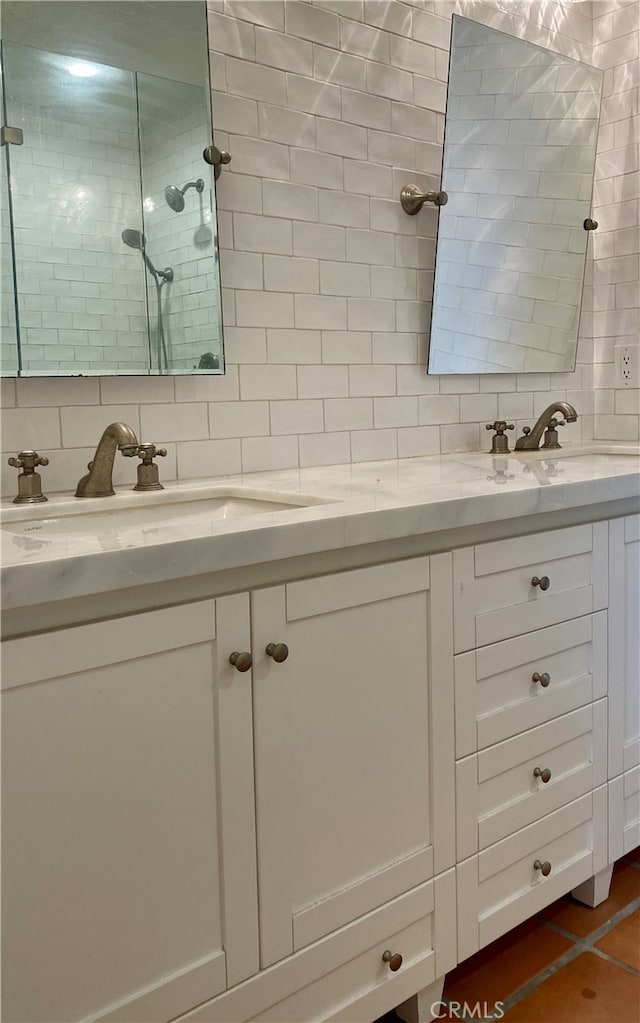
[614,344,640,388]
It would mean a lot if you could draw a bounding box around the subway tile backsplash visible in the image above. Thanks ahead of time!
[2,0,638,494]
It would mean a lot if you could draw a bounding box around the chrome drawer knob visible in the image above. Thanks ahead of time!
[382,949,403,972]
[533,766,552,783]
[266,642,289,662]
[531,575,551,591]
[229,651,253,672]
[532,671,551,687]
[534,859,552,876]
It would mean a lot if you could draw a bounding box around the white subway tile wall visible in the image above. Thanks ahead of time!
[2,0,636,493]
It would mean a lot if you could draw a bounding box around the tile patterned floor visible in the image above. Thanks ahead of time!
[378,849,640,1023]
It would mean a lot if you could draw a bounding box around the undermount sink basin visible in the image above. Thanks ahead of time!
[1,485,333,541]
[516,444,640,462]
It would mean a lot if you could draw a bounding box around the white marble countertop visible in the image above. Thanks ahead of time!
[2,442,639,612]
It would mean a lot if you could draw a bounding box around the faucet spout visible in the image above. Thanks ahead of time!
[75,422,139,497]
[514,402,578,451]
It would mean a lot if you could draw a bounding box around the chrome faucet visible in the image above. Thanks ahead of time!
[514,402,578,451]
[75,422,139,497]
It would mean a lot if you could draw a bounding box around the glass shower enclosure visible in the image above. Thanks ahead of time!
[1,37,224,375]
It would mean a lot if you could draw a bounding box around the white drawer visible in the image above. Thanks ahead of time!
[456,701,607,859]
[455,612,607,757]
[453,523,608,652]
[457,787,608,961]
[174,872,457,1023]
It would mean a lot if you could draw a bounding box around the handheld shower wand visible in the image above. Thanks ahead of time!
[121,229,172,371]
[121,229,173,283]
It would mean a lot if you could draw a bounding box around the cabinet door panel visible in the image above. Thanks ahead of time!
[1,597,257,1023]
[609,516,640,778]
[251,557,453,969]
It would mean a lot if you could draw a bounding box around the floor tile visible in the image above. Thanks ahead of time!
[503,951,640,1022]
[595,908,640,971]
[539,861,640,937]
[443,917,573,1009]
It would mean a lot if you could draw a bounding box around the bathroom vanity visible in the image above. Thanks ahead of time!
[2,446,639,1023]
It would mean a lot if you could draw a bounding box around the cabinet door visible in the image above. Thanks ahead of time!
[609,515,640,779]
[1,596,258,1023]
[251,555,455,969]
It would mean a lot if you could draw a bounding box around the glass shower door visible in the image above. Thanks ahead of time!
[1,41,151,375]
[0,41,20,375]
[137,71,224,374]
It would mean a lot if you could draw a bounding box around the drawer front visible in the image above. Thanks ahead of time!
[456,701,607,859]
[455,612,607,757]
[453,523,608,652]
[175,872,457,1023]
[457,787,608,961]
[254,913,435,1022]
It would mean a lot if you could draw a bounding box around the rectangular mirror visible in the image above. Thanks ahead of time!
[428,16,603,375]
[1,1,224,376]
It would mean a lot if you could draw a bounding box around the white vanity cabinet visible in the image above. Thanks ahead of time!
[1,595,259,1023]
[452,523,610,961]
[2,555,457,1023]
[608,514,640,859]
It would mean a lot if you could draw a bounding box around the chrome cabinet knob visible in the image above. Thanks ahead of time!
[229,651,252,672]
[534,859,552,876]
[532,671,551,687]
[266,642,289,662]
[531,575,551,590]
[533,766,552,783]
[382,950,403,972]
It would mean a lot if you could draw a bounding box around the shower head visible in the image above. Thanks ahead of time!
[164,177,205,213]
[121,228,173,283]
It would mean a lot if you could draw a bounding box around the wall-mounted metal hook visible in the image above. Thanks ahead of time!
[400,184,448,215]
[203,143,232,180]
[583,218,598,231]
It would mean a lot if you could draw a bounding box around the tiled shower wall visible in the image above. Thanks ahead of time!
[141,99,224,372]
[1,0,636,494]
[8,109,149,373]
[592,0,640,441]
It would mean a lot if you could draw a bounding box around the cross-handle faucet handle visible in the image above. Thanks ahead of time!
[8,450,49,470]
[132,443,167,492]
[134,443,167,464]
[486,421,514,435]
[8,450,49,504]
[486,421,515,454]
